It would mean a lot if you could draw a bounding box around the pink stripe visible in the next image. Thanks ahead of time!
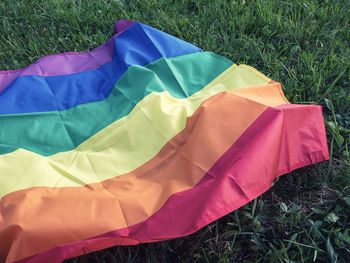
[16,104,329,263]
[0,20,135,93]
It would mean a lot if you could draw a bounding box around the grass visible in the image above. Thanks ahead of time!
[1,0,349,262]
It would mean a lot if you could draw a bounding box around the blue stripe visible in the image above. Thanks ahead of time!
[0,23,201,114]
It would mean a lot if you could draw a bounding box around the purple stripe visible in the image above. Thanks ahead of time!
[0,20,135,93]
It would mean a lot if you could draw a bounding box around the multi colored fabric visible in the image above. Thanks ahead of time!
[0,20,329,263]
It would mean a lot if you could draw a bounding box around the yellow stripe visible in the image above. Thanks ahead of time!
[239,64,272,82]
[0,65,279,198]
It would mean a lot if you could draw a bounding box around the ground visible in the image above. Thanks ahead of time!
[0,0,349,262]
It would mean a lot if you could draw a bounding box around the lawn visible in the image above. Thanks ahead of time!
[0,0,349,262]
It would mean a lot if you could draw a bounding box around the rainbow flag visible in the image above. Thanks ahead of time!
[0,20,329,263]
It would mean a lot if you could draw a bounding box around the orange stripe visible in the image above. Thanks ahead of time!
[0,83,287,262]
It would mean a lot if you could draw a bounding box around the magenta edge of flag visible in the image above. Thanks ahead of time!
[14,105,329,263]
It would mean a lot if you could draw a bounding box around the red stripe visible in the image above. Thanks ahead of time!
[16,104,329,263]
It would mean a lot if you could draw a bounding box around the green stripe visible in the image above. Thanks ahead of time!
[0,52,233,156]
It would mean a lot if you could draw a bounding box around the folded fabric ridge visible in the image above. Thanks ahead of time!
[1,94,328,263]
[0,52,233,156]
[0,19,329,263]
[0,22,201,114]
[0,82,286,198]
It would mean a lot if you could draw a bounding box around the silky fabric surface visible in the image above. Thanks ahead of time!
[0,23,201,114]
[0,20,329,263]
[0,52,232,156]
[0,20,135,92]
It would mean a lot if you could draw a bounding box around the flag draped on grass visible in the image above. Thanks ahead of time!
[0,20,329,263]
